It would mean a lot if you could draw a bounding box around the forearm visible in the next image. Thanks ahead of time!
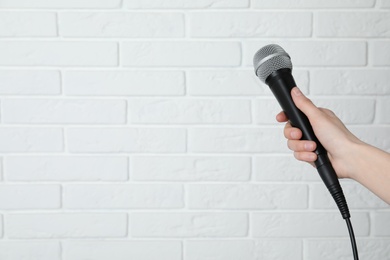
[350,143,390,204]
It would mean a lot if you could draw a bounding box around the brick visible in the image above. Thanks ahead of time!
[382,0,390,8]
[189,12,312,38]
[371,41,390,66]
[306,239,390,260]
[349,126,390,152]
[59,12,184,38]
[0,184,60,209]
[64,70,185,96]
[188,128,287,153]
[373,212,390,236]
[2,99,126,124]
[0,241,60,260]
[0,127,63,153]
[63,241,182,260]
[186,240,302,260]
[311,69,390,95]
[187,69,309,96]
[254,155,318,182]
[0,70,60,95]
[132,156,251,181]
[377,97,390,124]
[6,213,127,238]
[188,184,307,209]
[253,0,375,8]
[0,0,122,9]
[131,213,248,237]
[244,41,366,67]
[252,212,369,237]
[5,156,128,181]
[0,12,56,37]
[128,99,251,124]
[254,98,375,125]
[125,0,249,9]
[67,128,186,153]
[63,184,183,209]
[310,181,388,209]
[316,12,390,37]
[121,41,241,67]
[0,41,118,66]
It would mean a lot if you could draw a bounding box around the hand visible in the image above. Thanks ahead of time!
[276,87,363,179]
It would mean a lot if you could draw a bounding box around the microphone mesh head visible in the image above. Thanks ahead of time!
[253,44,292,83]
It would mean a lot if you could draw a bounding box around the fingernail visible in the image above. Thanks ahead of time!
[292,87,302,96]
[304,143,314,151]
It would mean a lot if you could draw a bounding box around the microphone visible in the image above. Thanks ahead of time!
[253,44,350,220]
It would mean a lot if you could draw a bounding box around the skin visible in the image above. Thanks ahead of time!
[276,87,390,204]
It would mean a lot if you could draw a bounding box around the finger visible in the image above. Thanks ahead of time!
[291,87,322,120]
[293,151,318,162]
[284,123,303,140]
[287,140,317,152]
[276,111,288,122]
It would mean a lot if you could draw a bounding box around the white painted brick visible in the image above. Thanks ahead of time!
[63,241,182,260]
[371,41,390,66]
[0,41,118,66]
[306,239,390,260]
[382,0,390,8]
[132,156,251,181]
[64,70,185,96]
[131,213,248,237]
[0,12,56,37]
[128,99,251,124]
[316,12,390,38]
[373,212,390,236]
[252,212,369,237]
[188,128,288,153]
[187,69,309,96]
[0,127,63,153]
[67,128,186,153]
[349,126,390,152]
[121,41,241,67]
[0,70,60,95]
[7,213,127,238]
[0,158,2,181]
[254,155,317,182]
[0,215,2,237]
[5,156,128,181]
[245,41,366,67]
[0,241,60,260]
[310,182,388,209]
[188,184,308,209]
[254,98,375,124]
[188,69,268,96]
[253,0,375,8]
[59,12,184,38]
[0,184,60,209]
[186,240,302,260]
[2,99,126,124]
[0,0,122,9]
[190,12,312,38]
[377,97,390,124]
[311,69,390,95]
[125,0,249,9]
[63,184,183,209]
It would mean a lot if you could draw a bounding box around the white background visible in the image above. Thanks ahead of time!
[0,0,389,259]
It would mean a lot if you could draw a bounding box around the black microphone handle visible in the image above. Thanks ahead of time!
[267,69,350,219]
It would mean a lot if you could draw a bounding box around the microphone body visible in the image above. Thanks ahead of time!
[267,69,349,219]
[253,44,350,219]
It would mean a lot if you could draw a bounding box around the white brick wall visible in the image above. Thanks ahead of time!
[0,1,389,259]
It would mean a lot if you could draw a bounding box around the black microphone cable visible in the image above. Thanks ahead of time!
[253,44,359,260]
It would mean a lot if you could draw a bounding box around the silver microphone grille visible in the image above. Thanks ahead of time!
[253,44,292,83]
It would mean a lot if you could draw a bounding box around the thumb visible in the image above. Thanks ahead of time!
[291,87,321,120]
